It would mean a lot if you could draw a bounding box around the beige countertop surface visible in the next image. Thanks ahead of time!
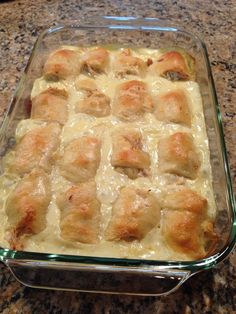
[0,0,235,313]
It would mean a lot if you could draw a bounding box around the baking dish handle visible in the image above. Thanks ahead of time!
[76,15,178,29]
[76,16,179,33]
[5,259,191,296]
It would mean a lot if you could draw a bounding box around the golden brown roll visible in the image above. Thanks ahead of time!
[43,49,82,80]
[77,91,110,117]
[75,79,111,117]
[10,122,61,175]
[6,168,51,250]
[113,80,154,121]
[82,47,109,74]
[149,49,195,81]
[113,48,147,77]
[161,188,207,215]
[162,210,206,259]
[154,90,191,127]
[158,132,200,179]
[106,187,161,241]
[162,188,216,259]
[31,88,69,124]
[58,136,101,183]
[111,128,150,179]
[57,181,101,244]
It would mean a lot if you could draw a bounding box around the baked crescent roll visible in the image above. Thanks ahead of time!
[113,80,154,121]
[57,181,101,244]
[150,49,195,81]
[161,188,207,215]
[31,88,69,124]
[6,168,51,250]
[82,47,109,75]
[111,128,150,179]
[155,90,191,127]
[162,188,216,259]
[43,49,81,80]
[10,122,61,175]
[158,132,200,179]
[162,210,206,259]
[76,79,111,117]
[113,48,147,77]
[59,136,101,183]
[106,187,161,241]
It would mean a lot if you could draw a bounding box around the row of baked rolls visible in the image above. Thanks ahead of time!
[112,129,200,180]
[43,47,109,79]
[9,124,140,183]
[5,164,215,259]
[8,123,101,181]
[113,80,191,125]
[56,183,161,244]
[53,128,199,182]
[107,186,216,260]
[30,80,192,127]
[5,169,215,259]
[43,47,195,81]
[55,182,216,260]
[57,129,200,181]
[58,129,200,183]
[8,120,200,181]
[31,82,111,124]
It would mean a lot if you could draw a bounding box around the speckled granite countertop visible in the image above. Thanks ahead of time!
[0,0,235,313]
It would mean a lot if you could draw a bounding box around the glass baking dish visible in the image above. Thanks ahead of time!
[0,16,235,296]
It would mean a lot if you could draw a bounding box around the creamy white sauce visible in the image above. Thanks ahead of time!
[0,47,216,261]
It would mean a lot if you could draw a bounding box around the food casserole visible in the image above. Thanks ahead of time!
[0,17,235,295]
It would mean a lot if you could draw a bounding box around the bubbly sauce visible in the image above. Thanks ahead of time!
[0,47,216,261]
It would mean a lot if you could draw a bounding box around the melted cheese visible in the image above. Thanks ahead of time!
[0,47,216,261]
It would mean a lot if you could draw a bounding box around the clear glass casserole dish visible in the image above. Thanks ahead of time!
[0,16,235,296]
